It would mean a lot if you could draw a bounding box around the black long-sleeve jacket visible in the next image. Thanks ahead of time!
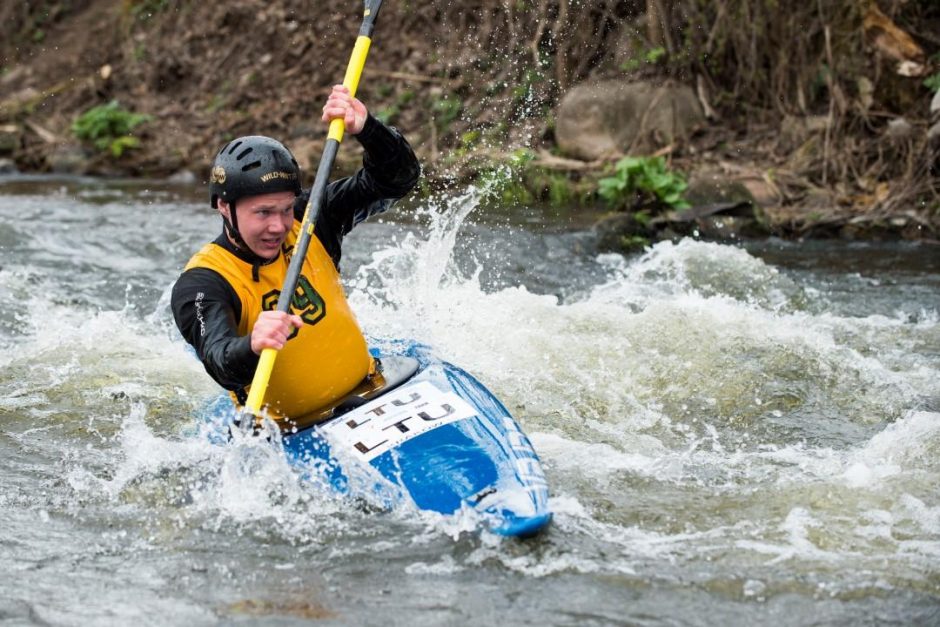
[171,114,420,392]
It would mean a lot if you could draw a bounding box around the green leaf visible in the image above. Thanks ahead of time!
[594,155,688,212]
[72,101,150,159]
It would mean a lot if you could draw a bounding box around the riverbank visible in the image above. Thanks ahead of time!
[1,1,938,246]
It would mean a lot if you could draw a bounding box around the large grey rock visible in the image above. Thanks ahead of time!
[555,80,705,160]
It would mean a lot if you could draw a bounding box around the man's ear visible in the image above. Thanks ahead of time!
[217,199,231,221]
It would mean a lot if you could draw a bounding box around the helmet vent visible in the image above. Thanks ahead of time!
[236,147,253,160]
[227,141,243,155]
[241,160,262,172]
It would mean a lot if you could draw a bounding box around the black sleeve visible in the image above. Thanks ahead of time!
[171,267,259,391]
[293,113,421,266]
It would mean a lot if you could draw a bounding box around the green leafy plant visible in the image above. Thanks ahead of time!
[72,101,151,158]
[375,89,414,125]
[621,46,667,72]
[432,96,462,130]
[925,73,940,93]
[645,46,667,63]
[475,150,538,206]
[924,53,940,93]
[509,147,536,166]
[597,156,690,211]
[620,235,651,251]
[544,173,574,207]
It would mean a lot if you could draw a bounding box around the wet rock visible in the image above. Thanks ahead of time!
[739,177,782,208]
[687,167,781,208]
[668,201,769,239]
[167,169,197,184]
[594,212,655,253]
[555,80,705,160]
[685,174,757,207]
[690,215,762,240]
[594,199,770,252]
[47,143,90,175]
[594,169,777,252]
[837,212,935,241]
[0,158,17,174]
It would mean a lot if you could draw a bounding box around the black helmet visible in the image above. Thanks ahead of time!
[209,135,301,208]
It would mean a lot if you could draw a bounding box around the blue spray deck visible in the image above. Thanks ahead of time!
[204,342,552,537]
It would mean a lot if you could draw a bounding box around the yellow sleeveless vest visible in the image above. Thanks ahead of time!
[184,223,373,423]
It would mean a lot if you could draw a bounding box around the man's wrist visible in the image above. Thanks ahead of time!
[355,113,379,140]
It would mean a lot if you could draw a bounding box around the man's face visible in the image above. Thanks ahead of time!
[219,191,296,259]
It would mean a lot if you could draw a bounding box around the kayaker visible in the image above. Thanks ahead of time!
[171,85,420,423]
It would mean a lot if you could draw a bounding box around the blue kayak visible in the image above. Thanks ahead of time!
[202,342,552,537]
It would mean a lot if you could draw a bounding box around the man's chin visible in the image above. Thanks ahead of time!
[252,243,283,260]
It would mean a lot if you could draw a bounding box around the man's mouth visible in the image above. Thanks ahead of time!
[256,236,283,254]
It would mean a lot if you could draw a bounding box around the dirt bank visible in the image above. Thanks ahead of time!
[1,1,938,243]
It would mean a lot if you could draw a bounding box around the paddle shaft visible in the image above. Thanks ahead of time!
[243,1,384,419]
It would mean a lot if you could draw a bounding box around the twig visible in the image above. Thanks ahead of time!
[821,14,834,186]
[366,69,445,85]
[626,87,668,155]
[25,120,57,144]
[528,0,549,70]
[531,149,605,171]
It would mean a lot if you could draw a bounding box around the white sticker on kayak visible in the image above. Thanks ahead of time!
[318,381,477,462]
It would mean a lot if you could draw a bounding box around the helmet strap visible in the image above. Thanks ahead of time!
[221,199,272,280]
[222,200,251,252]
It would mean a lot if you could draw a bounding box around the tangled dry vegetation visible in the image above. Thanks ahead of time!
[1,0,938,234]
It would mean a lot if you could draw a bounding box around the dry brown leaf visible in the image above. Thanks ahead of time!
[863,3,926,68]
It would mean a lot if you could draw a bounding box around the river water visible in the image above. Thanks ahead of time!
[1,175,938,626]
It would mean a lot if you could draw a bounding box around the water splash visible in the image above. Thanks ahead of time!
[345,212,940,583]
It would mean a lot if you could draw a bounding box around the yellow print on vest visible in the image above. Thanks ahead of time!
[260,275,327,339]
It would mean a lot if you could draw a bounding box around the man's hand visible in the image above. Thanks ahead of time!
[321,85,368,135]
[251,310,304,354]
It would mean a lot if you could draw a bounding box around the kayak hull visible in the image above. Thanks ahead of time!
[205,342,551,537]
